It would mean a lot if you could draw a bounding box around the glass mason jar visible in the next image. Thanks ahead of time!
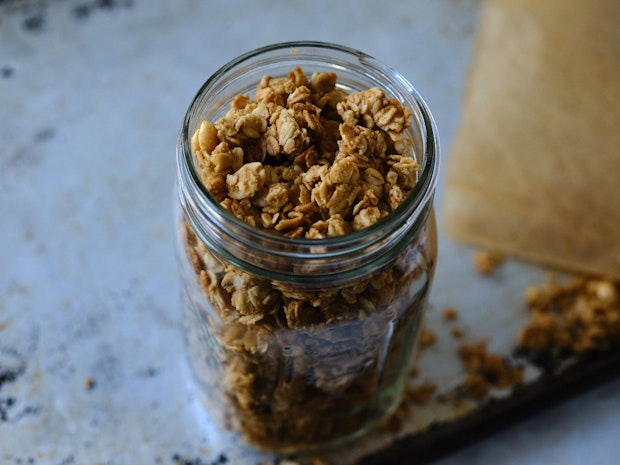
[175,41,439,453]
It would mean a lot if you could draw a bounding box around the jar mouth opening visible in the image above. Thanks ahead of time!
[179,40,439,250]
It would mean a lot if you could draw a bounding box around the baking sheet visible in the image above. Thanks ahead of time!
[1,1,619,464]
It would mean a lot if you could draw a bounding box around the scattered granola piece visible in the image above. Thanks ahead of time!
[84,377,96,390]
[517,276,620,361]
[418,328,437,350]
[473,251,505,275]
[442,307,459,321]
[463,373,489,399]
[458,340,523,399]
[405,381,438,405]
[450,327,464,339]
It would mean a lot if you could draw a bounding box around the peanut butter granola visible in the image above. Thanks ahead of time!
[458,340,524,399]
[473,251,505,276]
[517,276,620,362]
[181,66,435,451]
[191,66,417,238]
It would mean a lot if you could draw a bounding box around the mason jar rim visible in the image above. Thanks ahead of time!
[178,40,439,265]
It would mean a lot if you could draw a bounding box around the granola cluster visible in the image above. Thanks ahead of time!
[458,340,524,399]
[377,252,620,442]
[181,67,436,451]
[183,205,434,450]
[517,276,620,360]
[473,251,505,276]
[191,66,417,238]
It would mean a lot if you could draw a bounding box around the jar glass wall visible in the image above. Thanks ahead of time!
[175,41,439,453]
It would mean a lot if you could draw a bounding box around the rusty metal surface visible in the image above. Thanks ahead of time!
[1,1,619,464]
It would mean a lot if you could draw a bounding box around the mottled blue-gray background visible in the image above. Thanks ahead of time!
[1,1,618,464]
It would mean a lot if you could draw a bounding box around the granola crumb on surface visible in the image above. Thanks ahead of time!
[458,339,523,398]
[450,327,464,339]
[405,381,438,405]
[84,376,96,390]
[463,374,489,400]
[442,307,458,321]
[517,276,620,361]
[418,328,437,350]
[473,251,505,276]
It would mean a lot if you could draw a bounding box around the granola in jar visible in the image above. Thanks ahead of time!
[175,42,440,452]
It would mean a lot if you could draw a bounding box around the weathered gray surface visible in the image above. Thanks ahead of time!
[1,1,619,464]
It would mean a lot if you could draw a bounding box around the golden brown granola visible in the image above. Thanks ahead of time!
[405,381,438,405]
[191,66,417,239]
[517,276,620,360]
[442,307,459,321]
[458,339,524,398]
[418,328,437,350]
[83,377,96,390]
[182,67,435,451]
[380,270,620,438]
[473,251,505,276]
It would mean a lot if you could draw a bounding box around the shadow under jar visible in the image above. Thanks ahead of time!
[175,41,440,453]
